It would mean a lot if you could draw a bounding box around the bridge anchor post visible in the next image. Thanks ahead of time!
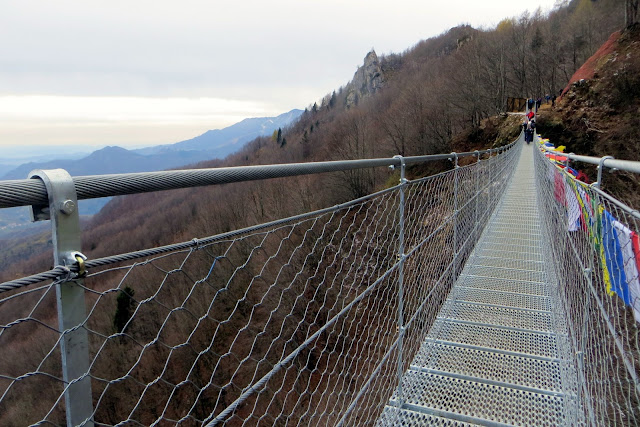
[29,169,94,427]
[393,155,407,415]
[451,153,459,283]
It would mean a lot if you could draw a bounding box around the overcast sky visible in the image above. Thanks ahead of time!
[0,0,560,150]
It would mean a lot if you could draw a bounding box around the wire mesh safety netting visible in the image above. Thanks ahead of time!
[534,143,640,425]
[0,145,520,426]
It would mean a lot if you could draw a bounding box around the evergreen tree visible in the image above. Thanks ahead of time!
[329,91,337,108]
[114,286,136,333]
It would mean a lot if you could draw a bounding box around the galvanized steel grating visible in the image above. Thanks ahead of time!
[429,320,559,358]
[453,287,552,312]
[474,248,544,263]
[440,301,554,332]
[481,234,542,245]
[476,242,542,257]
[457,275,551,296]
[388,371,567,426]
[411,342,564,392]
[376,407,479,426]
[462,265,547,283]
[470,255,545,272]
[485,229,542,241]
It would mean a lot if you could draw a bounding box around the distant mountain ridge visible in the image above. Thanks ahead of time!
[136,109,302,155]
[0,109,302,181]
[0,109,302,237]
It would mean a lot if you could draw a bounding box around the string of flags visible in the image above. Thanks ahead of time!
[539,135,640,323]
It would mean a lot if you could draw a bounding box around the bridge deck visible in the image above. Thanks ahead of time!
[378,143,582,426]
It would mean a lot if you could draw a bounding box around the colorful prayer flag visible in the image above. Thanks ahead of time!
[601,209,632,304]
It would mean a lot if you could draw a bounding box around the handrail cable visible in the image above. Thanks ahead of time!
[0,147,512,210]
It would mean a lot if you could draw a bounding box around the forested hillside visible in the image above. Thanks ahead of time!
[0,0,626,282]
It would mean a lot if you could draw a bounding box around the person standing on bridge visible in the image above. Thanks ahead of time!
[523,120,534,144]
[526,110,535,121]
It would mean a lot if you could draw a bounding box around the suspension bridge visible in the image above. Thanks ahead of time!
[379,139,579,425]
[0,132,639,426]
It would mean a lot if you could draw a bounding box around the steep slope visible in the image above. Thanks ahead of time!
[537,24,640,207]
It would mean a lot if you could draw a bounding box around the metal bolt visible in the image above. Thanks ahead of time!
[60,199,76,215]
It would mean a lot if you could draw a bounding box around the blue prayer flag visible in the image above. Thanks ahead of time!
[602,209,631,304]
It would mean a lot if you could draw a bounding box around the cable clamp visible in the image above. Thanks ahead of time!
[72,252,88,278]
[450,152,459,168]
[192,238,202,250]
[393,155,407,184]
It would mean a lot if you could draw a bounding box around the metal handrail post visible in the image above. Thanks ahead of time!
[578,261,597,426]
[392,155,407,414]
[488,149,495,209]
[474,151,481,242]
[29,169,94,427]
[594,156,614,189]
[451,153,459,283]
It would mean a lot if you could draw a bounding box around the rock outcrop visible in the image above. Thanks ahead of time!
[345,50,385,108]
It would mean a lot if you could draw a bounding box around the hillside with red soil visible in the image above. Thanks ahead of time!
[538,24,640,208]
[561,30,622,96]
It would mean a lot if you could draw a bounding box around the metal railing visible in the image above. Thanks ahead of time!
[535,140,640,425]
[539,146,640,182]
[0,142,518,426]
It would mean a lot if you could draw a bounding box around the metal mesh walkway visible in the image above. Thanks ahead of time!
[378,143,582,426]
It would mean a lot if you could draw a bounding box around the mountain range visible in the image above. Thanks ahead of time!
[0,109,302,180]
[0,109,302,237]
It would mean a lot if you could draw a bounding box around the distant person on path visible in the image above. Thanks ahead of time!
[522,120,534,144]
[536,98,541,111]
[527,98,534,111]
[526,110,535,121]
[525,120,536,144]
[552,94,557,107]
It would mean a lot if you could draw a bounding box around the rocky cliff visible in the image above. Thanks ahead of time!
[345,50,385,107]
